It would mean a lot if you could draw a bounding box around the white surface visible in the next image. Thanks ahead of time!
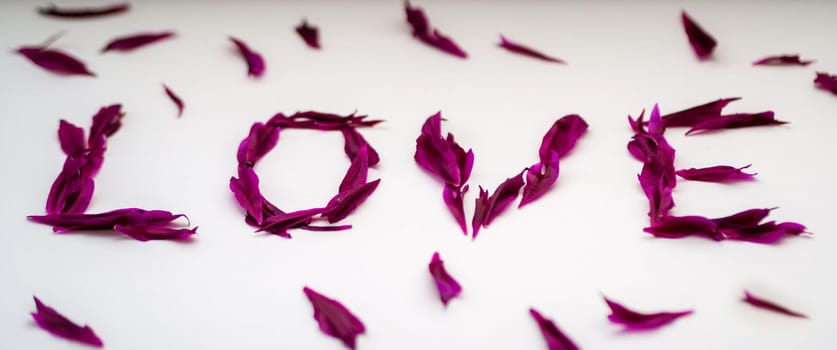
[1,1,836,349]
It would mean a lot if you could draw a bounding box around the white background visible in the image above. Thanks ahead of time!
[1,1,836,349]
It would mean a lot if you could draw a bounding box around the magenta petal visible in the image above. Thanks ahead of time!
[415,112,465,186]
[814,72,837,95]
[163,84,184,117]
[38,3,128,18]
[520,151,560,208]
[681,11,717,60]
[229,166,264,224]
[341,127,380,166]
[499,35,565,64]
[101,31,175,52]
[538,114,589,162]
[529,308,579,350]
[685,111,787,135]
[322,179,380,223]
[296,19,320,49]
[471,186,489,239]
[58,120,86,157]
[17,47,94,76]
[428,252,462,306]
[258,208,324,237]
[303,287,366,350]
[404,3,467,58]
[442,184,468,235]
[743,290,807,318]
[753,55,814,66]
[722,221,807,244]
[675,164,756,183]
[114,224,197,242]
[339,144,369,193]
[712,208,774,229]
[237,122,280,166]
[660,97,740,127]
[28,208,186,231]
[229,36,265,78]
[604,296,693,331]
[479,169,526,227]
[643,215,720,240]
[31,296,103,347]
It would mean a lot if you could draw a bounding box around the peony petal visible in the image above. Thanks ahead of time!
[675,164,756,183]
[229,166,265,224]
[604,296,693,331]
[753,55,814,66]
[101,31,175,52]
[415,112,466,186]
[743,290,807,318]
[428,252,462,306]
[257,208,324,237]
[685,111,787,135]
[17,47,95,76]
[29,208,186,232]
[163,84,184,117]
[237,122,280,166]
[681,11,717,60]
[341,127,380,166]
[303,287,366,349]
[721,221,807,244]
[339,144,369,193]
[229,36,265,77]
[296,19,320,49]
[814,72,837,95]
[520,151,560,208]
[538,114,588,162]
[643,215,720,240]
[404,2,467,58]
[442,184,468,235]
[712,208,774,229]
[660,97,740,128]
[498,35,565,63]
[38,3,129,18]
[114,224,196,242]
[529,308,580,350]
[471,186,489,239]
[31,296,103,347]
[475,169,526,229]
[322,179,380,223]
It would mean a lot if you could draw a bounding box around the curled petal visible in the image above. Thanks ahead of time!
[529,308,579,350]
[303,287,366,349]
[87,104,124,152]
[471,186,489,239]
[46,158,93,215]
[17,47,94,76]
[339,144,369,192]
[38,3,128,18]
[114,224,197,242]
[101,31,175,52]
[681,11,717,60]
[685,111,787,135]
[58,120,86,157]
[499,35,565,64]
[661,97,740,127]
[257,208,325,237]
[604,296,693,331]
[442,184,468,235]
[341,127,380,166]
[643,215,720,240]
[476,169,526,228]
[722,221,807,244]
[237,122,280,166]
[163,84,184,117]
[675,164,756,183]
[520,151,560,208]
[753,55,814,66]
[229,36,265,77]
[712,208,774,229]
[29,208,186,232]
[322,179,380,223]
[404,3,467,58]
[229,166,265,224]
[814,72,837,95]
[296,19,320,49]
[31,296,103,347]
[743,290,807,318]
[428,252,462,306]
[538,114,588,162]
[415,112,464,186]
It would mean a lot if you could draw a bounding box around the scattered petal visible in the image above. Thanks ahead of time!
[643,215,720,240]
[322,179,381,223]
[258,208,324,237]
[28,208,186,232]
[31,296,103,347]
[753,55,814,66]
[473,169,526,230]
[341,126,380,166]
[38,2,129,18]
[404,2,467,58]
[675,164,756,182]
[471,186,489,239]
[743,290,807,318]
[442,184,468,235]
[660,97,740,127]
[303,287,366,349]
[101,31,175,52]
[237,122,280,166]
[681,11,717,60]
[814,72,837,95]
[296,19,320,49]
[229,166,265,224]
[498,35,565,64]
[604,296,693,331]
[114,224,196,241]
[428,252,462,306]
[722,221,807,244]
[229,36,265,77]
[685,111,787,135]
[538,114,588,161]
[339,144,369,192]
[415,112,472,187]
[163,84,184,117]
[17,46,94,76]
[57,120,86,158]
[529,308,579,350]
[520,151,559,208]
[712,208,774,229]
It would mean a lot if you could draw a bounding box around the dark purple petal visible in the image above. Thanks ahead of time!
[529,308,579,350]
[643,215,720,240]
[303,287,366,350]
[743,290,807,318]
[471,186,489,239]
[258,208,325,237]
[499,35,565,64]
[296,19,320,49]
[404,3,467,58]
[722,221,807,244]
[753,55,814,66]
[31,296,103,347]
[17,47,94,76]
[280,111,384,130]
[415,112,465,186]
[635,106,677,223]
[114,224,197,241]
[237,122,280,166]
[604,296,693,331]
[86,104,124,152]
[520,151,560,208]
[38,2,129,18]
[428,252,462,306]
[163,84,184,117]
[447,133,474,185]
[675,164,756,183]
[660,97,740,128]
[298,224,353,232]
[405,2,429,35]
[685,111,787,135]
[339,144,369,192]
[712,208,774,229]
[477,169,526,228]
[29,208,186,232]
[46,157,91,215]
[229,36,265,78]
[681,11,717,60]
[538,114,588,162]
[58,120,86,158]
[101,31,175,52]
[814,72,837,95]
[341,127,380,166]
[442,184,468,235]
[322,179,380,223]
[229,166,265,224]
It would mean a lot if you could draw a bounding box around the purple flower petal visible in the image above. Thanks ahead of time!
[538,114,588,162]
[520,151,560,208]
[229,166,265,224]
[236,122,280,166]
[404,2,467,58]
[415,112,471,187]
[712,208,775,229]
[604,296,693,331]
[814,72,837,95]
[743,290,807,318]
[660,97,740,128]
[428,252,462,306]
[257,208,325,237]
[753,54,814,66]
[46,163,95,215]
[296,19,320,49]
[635,106,677,223]
[473,169,526,232]
[322,179,381,223]
[675,164,756,183]
[499,35,565,64]
[38,2,129,18]
[442,184,468,235]
[722,221,807,244]
[31,296,103,347]
[643,215,720,240]
[339,144,369,193]
[529,308,579,350]
[681,11,717,60]
[229,36,265,78]
[58,120,86,158]
[685,111,787,135]
[101,31,175,53]
[114,224,197,242]
[471,186,489,239]
[303,287,366,349]
[17,46,95,76]
[28,208,187,232]
[163,84,184,117]
[278,111,383,130]
[341,127,380,166]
